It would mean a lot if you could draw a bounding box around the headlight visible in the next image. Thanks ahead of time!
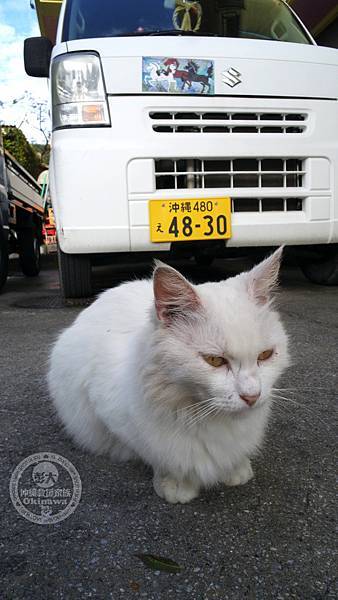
[51,53,110,129]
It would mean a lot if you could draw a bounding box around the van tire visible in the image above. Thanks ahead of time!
[195,255,214,267]
[0,235,8,292]
[17,227,41,276]
[301,250,338,285]
[58,246,92,298]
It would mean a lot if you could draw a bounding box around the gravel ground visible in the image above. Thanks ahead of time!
[0,256,337,599]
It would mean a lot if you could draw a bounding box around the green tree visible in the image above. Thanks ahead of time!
[1,126,41,179]
[32,143,50,166]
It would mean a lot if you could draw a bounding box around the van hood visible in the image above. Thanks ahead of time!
[65,37,338,99]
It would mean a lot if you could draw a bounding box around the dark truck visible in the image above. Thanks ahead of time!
[0,130,44,291]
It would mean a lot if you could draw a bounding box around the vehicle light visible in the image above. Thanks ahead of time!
[51,53,110,129]
[82,104,105,122]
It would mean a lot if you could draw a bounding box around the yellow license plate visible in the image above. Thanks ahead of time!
[149,198,232,243]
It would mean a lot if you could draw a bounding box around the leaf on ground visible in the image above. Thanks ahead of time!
[135,553,183,573]
[129,580,141,592]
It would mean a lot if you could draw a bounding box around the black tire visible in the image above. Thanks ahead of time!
[301,250,338,285]
[0,235,8,292]
[195,255,214,267]
[58,246,92,298]
[17,227,41,276]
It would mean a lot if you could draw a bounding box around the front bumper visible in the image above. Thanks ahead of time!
[50,95,338,254]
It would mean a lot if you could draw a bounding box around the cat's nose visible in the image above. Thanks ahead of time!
[240,393,260,406]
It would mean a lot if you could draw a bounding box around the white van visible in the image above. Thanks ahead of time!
[24,0,338,297]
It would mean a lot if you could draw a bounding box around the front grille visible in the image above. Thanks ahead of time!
[232,197,303,212]
[150,111,307,134]
[155,158,304,190]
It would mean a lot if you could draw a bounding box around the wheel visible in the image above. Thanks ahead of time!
[58,246,92,298]
[195,255,214,267]
[17,227,41,276]
[0,235,8,292]
[301,249,338,285]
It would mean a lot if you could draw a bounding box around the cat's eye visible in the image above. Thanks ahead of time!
[203,355,228,368]
[258,349,274,362]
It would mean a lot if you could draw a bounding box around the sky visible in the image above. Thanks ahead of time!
[0,0,50,143]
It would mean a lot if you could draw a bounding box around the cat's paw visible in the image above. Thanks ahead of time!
[153,474,199,504]
[224,459,254,487]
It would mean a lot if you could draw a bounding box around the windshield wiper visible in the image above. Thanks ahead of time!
[117,30,218,37]
[148,30,218,36]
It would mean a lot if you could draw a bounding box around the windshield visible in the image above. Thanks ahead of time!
[63,0,312,44]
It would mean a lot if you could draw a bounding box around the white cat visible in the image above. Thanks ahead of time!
[48,247,289,503]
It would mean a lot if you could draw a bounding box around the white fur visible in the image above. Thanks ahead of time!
[48,250,289,503]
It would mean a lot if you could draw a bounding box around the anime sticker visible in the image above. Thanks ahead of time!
[142,57,215,95]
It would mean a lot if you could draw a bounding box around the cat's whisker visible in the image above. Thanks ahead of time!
[177,397,221,425]
[270,398,316,426]
[181,396,219,409]
[271,393,314,408]
[178,399,218,429]
[271,393,296,402]
[169,398,224,445]
[184,408,218,431]
[270,398,296,415]
[182,404,214,427]
[273,389,308,393]
[177,397,215,417]
[270,394,331,430]
[184,402,220,430]
[176,408,210,430]
[271,393,309,407]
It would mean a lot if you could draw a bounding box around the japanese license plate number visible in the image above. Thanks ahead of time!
[149,198,232,243]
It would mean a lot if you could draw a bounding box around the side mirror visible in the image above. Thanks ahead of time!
[24,37,53,78]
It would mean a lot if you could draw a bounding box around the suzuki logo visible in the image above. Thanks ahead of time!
[222,67,242,88]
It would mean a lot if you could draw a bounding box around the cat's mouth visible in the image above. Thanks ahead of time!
[214,394,263,415]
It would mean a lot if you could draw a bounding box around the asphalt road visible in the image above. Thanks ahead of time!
[1,255,337,600]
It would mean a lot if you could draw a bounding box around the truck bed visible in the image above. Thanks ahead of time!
[5,150,44,214]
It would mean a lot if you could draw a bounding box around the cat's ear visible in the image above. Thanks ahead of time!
[245,246,283,306]
[153,261,201,324]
